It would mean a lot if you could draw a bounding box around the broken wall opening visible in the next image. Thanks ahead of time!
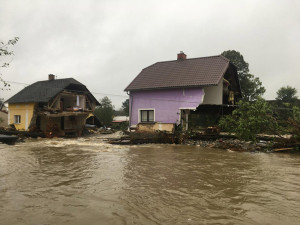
[180,109,191,131]
[222,64,242,105]
[64,116,77,130]
[188,105,237,131]
[60,94,86,111]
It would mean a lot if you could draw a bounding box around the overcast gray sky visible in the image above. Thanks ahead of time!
[1,0,299,108]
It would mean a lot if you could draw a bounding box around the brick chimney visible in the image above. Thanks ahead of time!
[177,51,187,60]
[48,74,55,80]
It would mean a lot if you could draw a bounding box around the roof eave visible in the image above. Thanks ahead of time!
[125,84,218,92]
[6,100,47,104]
[215,61,230,85]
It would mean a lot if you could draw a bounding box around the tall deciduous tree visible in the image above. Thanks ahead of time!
[276,86,298,103]
[121,99,129,116]
[288,106,300,140]
[94,96,114,127]
[221,50,265,101]
[0,37,19,90]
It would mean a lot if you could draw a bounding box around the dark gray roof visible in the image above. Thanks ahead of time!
[125,55,230,91]
[6,78,99,104]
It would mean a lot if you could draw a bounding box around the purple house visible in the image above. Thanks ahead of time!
[125,52,241,131]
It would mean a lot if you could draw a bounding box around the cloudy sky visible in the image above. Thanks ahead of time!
[1,0,299,108]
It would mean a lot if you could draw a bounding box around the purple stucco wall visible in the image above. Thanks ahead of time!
[130,88,204,126]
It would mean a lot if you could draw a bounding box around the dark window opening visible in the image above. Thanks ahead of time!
[61,117,65,130]
[140,110,154,122]
[36,116,41,130]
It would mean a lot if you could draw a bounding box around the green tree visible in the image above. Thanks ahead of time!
[221,50,265,101]
[121,99,129,116]
[276,86,298,103]
[219,98,279,141]
[94,96,114,127]
[288,106,300,140]
[221,50,249,75]
[1,37,19,90]
[273,86,298,126]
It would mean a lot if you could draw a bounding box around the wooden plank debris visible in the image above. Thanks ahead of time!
[273,147,293,152]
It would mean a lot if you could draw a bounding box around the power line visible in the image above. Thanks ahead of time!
[5,80,29,86]
[92,92,128,98]
[5,80,129,98]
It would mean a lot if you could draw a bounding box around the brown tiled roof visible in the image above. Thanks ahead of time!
[125,55,230,91]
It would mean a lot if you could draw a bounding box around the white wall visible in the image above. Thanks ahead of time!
[79,96,86,108]
[202,79,223,105]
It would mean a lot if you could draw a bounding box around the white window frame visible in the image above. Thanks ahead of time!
[14,115,21,124]
[138,108,155,123]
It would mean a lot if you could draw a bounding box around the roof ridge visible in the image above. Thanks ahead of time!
[37,77,76,82]
[6,77,85,103]
[155,54,225,64]
[124,63,159,91]
[34,78,84,86]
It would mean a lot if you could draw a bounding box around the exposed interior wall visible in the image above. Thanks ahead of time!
[40,114,88,136]
[45,117,62,135]
[202,79,223,105]
[137,123,175,133]
[61,95,76,110]
[79,96,85,108]
[8,103,35,131]
[53,97,60,109]
[85,97,96,111]
[64,115,86,130]
[223,64,242,104]
[87,102,95,111]
[40,115,48,132]
[57,94,86,111]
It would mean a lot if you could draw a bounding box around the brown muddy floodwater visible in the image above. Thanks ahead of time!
[0,137,300,225]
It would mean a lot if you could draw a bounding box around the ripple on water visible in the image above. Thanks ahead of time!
[0,141,300,225]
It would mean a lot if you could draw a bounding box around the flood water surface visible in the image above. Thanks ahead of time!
[0,138,300,225]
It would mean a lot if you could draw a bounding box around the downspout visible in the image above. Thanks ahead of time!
[127,91,132,131]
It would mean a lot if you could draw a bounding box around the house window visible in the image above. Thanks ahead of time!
[140,110,154,122]
[14,115,21,124]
